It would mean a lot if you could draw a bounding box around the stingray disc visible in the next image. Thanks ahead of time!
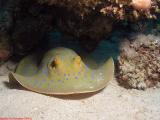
[9,47,114,95]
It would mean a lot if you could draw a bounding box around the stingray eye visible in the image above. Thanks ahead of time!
[74,56,81,65]
[50,57,61,68]
[50,60,56,68]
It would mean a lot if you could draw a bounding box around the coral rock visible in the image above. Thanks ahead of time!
[118,34,160,90]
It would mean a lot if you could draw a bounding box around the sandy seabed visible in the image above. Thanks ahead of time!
[0,76,160,120]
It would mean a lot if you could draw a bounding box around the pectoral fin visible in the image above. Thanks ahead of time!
[9,72,55,94]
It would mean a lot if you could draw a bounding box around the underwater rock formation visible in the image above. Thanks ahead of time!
[56,12,113,51]
[39,0,160,19]
[0,0,160,57]
[38,0,160,51]
[0,0,55,59]
[0,0,16,61]
[11,0,54,56]
[0,35,11,61]
[118,34,160,90]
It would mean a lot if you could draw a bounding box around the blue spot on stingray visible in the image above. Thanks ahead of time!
[78,72,81,75]
[34,79,42,87]
[68,74,70,76]
[42,79,46,83]
[34,79,38,84]
[64,74,66,76]
[66,78,68,80]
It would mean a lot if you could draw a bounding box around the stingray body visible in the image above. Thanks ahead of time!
[9,47,114,95]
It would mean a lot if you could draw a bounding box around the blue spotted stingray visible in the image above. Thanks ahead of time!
[9,47,114,95]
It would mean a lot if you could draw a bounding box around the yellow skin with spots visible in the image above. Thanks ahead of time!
[9,47,114,95]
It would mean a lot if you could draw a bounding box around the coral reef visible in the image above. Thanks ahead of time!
[39,0,160,20]
[38,0,160,51]
[0,0,54,59]
[0,0,160,57]
[117,34,160,90]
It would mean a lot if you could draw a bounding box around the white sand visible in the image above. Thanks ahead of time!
[0,76,160,120]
